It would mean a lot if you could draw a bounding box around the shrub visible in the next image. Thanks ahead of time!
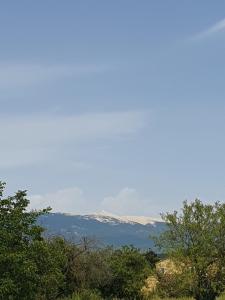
[102,245,151,299]
[154,200,225,300]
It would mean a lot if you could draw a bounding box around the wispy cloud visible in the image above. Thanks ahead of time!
[29,187,91,214]
[29,186,159,217]
[101,187,143,215]
[0,111,149,168]
[0,63,111,88]
[191,18,225,40]
[101,187,157,216]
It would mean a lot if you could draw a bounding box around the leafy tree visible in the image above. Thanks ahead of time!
[30,238,68,299]
[0,181,65,300]
[103,245,151,299]
[64,239,112,296]
[144,248,159,268]
[155,199,225,300]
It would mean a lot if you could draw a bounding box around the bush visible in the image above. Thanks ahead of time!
[102,245,151,299]
[64,242,112,296]
[154,259,192,298]
[154,200,225,300]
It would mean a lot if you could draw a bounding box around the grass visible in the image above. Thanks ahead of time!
[59,292,225,300]
[150,295,225,300]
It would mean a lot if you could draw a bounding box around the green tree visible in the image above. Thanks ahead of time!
[64,239,112,296]
[155,199,225,300]
[30,238,68,299]
[103,245,151,299]
[0,181,65,300]
[144,248,159,269]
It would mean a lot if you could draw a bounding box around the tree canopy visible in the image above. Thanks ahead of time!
[155,199,225,300]
[0,181,66,300]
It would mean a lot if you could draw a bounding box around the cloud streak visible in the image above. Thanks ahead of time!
[0,111,149,168]
[0,63,111,88]
[191,18,225,40]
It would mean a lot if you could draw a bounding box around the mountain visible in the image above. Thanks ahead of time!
[38,213,166,249]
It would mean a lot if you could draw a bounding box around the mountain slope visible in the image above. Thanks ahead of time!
[38,213,166,249]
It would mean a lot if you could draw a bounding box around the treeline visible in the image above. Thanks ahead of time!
[0,234,158,299]
[13,238,159,300]
[0,181,158,300]
[1,181,225,300]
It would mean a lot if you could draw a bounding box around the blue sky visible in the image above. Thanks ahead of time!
[1,1,225,216]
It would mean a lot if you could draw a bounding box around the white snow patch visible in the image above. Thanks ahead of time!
[88,211,162,225]
[59,211,162,225]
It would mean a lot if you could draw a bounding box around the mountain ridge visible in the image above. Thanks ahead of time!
[63,212,163,225]
[39,212,166,249]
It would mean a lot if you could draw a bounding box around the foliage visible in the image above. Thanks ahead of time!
[0,181,66,300]
[31,238,68,299]
[155,267,192,298]
[102,245,151,299]
[154,199,225,300]
[64,240,112,295]
[144,249,159,269]
[59,290,102,300]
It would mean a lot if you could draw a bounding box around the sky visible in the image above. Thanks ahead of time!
[1,1,225,217]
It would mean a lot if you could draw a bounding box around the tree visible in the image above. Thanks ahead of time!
[103,245,151,299]
[144,248,159,268]
[64,240,112,296]
[0,181,66,300]
[155,199,225,300]
[30,238,68,299]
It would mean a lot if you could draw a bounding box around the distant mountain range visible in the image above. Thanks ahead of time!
[38,213,166,249]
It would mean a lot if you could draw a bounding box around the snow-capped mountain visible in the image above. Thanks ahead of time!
[81,212,161,225]
[39,212,166,249]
